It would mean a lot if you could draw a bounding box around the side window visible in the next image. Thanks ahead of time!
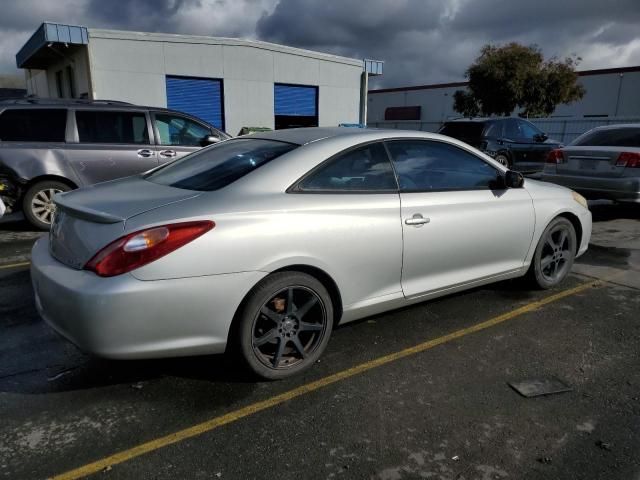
[518,120,540,140]
[76,111,149,144]
[386,140,498,192]
[297,142,397,192]
[483,122,501,138]
[154,114,211,146]
[504,119,520,139]
[0,109,66,142]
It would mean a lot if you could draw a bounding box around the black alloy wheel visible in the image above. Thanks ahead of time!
[235,272,333,380]
[528,217,577,289]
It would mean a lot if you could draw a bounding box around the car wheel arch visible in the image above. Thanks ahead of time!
[556,212,583,255]
[226,264,343,350]
[25,175,78,193]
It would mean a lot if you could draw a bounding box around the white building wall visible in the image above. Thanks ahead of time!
[25,48,90,99]
[85,31,363,136]
[368,70,640,124]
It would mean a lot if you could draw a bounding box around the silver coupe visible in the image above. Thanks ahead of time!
[31,128,592,379]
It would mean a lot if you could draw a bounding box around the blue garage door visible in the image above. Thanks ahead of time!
[166,76,224,130]
[274,84,318,129]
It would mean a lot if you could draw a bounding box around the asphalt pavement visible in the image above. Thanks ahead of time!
[0,203,638,480]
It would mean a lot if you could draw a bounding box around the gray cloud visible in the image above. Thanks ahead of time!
[0,0,639,88]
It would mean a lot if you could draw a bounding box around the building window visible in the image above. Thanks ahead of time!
[55,70,64,98]
[274,84,318,130]
[384,106,421,121]
[66,66,76,98]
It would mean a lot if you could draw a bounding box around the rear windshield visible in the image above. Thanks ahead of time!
[439,122,486,139]
[145,138,297,191]
[572,127,640,147]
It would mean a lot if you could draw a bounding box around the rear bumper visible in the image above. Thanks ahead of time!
[542,172,640,203]
[31,236,266,359]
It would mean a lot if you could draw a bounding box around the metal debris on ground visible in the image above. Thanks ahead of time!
[46,368,75,382]
[508,377,572,398]
[595,440,612,451]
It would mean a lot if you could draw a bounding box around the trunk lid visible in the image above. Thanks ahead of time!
[49,176,200,269]
[556,146,637,178]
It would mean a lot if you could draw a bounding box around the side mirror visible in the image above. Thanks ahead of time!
[505,170,524,188]
[201,135,220,146]
[534,133,548,142]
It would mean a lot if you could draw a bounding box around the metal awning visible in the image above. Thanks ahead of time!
[16,22,88,69]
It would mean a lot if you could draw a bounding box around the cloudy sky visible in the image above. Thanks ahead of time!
[1,0,639,88]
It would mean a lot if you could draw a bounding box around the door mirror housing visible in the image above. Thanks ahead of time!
[534,133,548,142]
[201,135,220,146]
[505,170,524,188]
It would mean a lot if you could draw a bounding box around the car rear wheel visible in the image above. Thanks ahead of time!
[234,272,333,380]
[527,217,577,289]
[494,153,511,168]
[22,180,71,230]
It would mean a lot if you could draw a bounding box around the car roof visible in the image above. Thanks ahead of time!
[0,98,191,115]
[247,127,387,145]
[587,123,640,130]
[443,117,495,124]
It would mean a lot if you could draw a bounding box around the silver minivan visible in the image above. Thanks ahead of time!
[0,99,229,229]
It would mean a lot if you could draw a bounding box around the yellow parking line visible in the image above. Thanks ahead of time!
[50,278,604,480]
[0,261,30,270]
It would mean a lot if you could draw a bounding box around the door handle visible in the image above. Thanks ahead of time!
[159,149,177,158]
[405,214,430,226]
[137,149,154,158]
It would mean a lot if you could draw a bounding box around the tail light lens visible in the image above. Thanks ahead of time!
[546,149,564,164]
[615,152,640,168]
[85,221,214,277]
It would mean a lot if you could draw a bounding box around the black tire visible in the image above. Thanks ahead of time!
[22,180,71,230]
[494,153,511,168]
[233,272,334,380]
[527,217,577,289]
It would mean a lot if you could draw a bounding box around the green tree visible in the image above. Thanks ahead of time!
[453,43,585,118]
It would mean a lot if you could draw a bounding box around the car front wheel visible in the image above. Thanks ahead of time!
[234,272,334,380]
[528,217,577,289]
[22,180,71,230]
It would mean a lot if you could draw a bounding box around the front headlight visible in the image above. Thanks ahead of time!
[572,191,588,209]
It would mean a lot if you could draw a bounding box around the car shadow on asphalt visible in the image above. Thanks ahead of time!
[589,202,640,222]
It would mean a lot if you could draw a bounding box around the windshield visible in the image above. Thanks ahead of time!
[146,138,297,191]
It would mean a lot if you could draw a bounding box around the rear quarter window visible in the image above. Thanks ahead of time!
[0,109,66,142]
[572,128,640,147]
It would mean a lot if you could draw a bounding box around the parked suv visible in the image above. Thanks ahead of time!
[0,99,230,229]
[438,117,561,173]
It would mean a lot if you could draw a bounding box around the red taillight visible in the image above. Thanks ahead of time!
[546,149,564,164]
[615,152,640,168]
[85,221,214,277]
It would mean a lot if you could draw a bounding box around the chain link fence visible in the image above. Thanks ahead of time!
[368,117,640,144]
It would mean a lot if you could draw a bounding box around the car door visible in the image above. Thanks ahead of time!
[518,119,550,168]
[64,109,157,185]
[151,112,219,164]
[385,139,535,298]
[501,118,530,167]
[292,141,403,307]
